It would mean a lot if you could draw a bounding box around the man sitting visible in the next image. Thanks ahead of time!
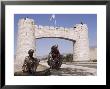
[22,49,40,74]
[47,45,62,70]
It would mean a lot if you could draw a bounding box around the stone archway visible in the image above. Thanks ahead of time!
[15,18,90,69]
[36,37,75,61]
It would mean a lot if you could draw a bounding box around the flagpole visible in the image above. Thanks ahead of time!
[49,14,56,29]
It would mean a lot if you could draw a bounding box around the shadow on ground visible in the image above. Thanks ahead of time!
[50,68,94,76]
[14,68,51,76]
[14,63,96,76]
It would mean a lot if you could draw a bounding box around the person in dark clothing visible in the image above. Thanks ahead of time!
[22,49,39,74]
[47,45,62,70]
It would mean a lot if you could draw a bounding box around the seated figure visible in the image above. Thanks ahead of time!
[47,45,62,70]
[22,49,40,74]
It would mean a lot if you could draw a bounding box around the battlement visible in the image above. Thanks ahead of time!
[35,25,70,30]
[18,18,88,31]
[35,24,87,32]
[18,18,35,26]
[74,24,88,30]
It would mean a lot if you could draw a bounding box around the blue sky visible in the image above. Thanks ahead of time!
[14,14,97,56]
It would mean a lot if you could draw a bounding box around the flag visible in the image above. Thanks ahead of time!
[50,14,56,27]
[50,14,55,21]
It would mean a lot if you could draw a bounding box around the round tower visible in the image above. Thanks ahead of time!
[73,23,90,61]
[15,18,36,71]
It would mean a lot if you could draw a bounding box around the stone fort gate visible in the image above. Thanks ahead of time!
[15,18,90,68]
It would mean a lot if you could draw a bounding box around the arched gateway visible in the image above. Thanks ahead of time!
[15,18,90,68]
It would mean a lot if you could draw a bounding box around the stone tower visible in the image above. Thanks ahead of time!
[73,24,90,61]
[15,18,36,69]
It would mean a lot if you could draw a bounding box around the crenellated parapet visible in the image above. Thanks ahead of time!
[35,24,87,30]
[18,18,35,29]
